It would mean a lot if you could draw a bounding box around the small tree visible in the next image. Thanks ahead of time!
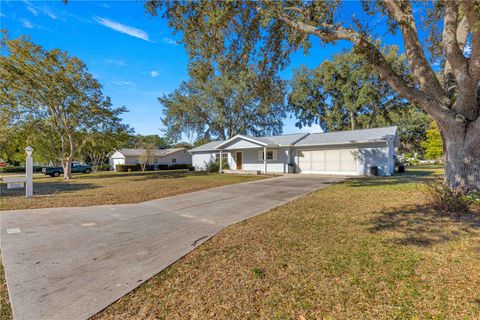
[422,122,443,161]
[1,36,127,179]
[138,143,155,172]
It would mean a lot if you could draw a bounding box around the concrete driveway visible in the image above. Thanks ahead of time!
[1,175,345,320]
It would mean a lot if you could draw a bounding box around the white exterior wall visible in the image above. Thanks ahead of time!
[387,139,396,175]
[109,157,125,170]
[192,141,395,176]
[153,150,192,166]
[356,142,391,176]
[231,148,289,173]
[111,150,192,171]
[192,151,216,171]
[293,142,392,176]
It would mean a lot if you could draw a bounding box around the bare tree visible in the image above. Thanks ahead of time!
[138,144,155,172]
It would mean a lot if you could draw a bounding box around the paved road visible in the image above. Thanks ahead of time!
[1,175,345,320]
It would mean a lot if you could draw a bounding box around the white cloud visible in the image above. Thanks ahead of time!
[27,6,39,16]
[23,0,57,20]
[162,37,178,45]
[21,19,34,29]
[100,3,111,9]
[43,7,57,20]
[112,80,133,87]
[104,59,126,67]
[95,16,150,42]
[150,70,159,77]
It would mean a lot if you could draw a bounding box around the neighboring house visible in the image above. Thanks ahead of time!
[190,126,399,176]
[109,148,192,171]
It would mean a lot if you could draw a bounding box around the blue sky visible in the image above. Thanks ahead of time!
[1,0,409,141]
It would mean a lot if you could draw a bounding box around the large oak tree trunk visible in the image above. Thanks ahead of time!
[442,121,480,193]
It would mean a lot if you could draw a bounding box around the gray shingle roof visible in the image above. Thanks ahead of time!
[116,148,186,157]
[189,141,225,152]
[189,127,397,152]
[261,133,310,146]
[295,126,397,146]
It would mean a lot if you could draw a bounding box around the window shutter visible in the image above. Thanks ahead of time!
[273,150,278,161]
[258,151,263,160]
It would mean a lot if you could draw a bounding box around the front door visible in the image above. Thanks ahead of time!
[236,152,243,170]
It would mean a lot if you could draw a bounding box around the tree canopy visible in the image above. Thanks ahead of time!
[0,35,129,178]
[288,47,430,155]
[124,134,170,149]
[159,67,286,141]
[288,47,410,131]
[146,0,480,192]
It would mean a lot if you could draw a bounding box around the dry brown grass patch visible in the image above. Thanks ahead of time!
[92,166,480,319]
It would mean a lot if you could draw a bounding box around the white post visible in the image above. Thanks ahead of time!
[219,150,223,173]
[263,147,267,174]
[25,146,33,198]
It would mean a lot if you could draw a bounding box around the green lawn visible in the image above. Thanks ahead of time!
[0,171,269,211]
[92,166,480,319]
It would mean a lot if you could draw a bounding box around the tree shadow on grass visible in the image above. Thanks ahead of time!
[367,204,480,247]
[0,182,98,197]
[77,170,206,180]
[346,171,438,188]
[134,172,188,181]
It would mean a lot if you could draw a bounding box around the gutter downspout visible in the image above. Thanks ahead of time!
[263,147,267,174]
[219,149,223,173]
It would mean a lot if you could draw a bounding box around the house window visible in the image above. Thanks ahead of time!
[154,159,158,165]
[258,150,277,161]
[260,151,274,160]
[215,153,228,162]
[172,158,177,163]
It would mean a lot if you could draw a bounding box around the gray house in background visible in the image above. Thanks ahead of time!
[109,148,192,171]
[190,127,399,176]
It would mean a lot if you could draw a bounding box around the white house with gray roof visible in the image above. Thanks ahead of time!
[109,148,192,170]
[190,126,399,176]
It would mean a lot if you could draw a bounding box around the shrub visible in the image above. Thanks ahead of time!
[205,159,229,173]
[115,164,142,172]
[422,181,474,214]
[2,166,43,173]
[93,164,111,172]
[168,164,191,170]
[157,164,169,170]
[251,267,265,279]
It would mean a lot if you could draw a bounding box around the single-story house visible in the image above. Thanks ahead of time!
[190,126,399,176]
[109,148,192,171]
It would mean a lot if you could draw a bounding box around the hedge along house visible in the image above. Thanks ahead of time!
[190,127,399,176]
[109,148,192,171]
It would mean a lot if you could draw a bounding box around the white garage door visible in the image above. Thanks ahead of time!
[298,149,358,175]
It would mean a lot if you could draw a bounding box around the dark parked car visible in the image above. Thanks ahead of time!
[42,162,92,177]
